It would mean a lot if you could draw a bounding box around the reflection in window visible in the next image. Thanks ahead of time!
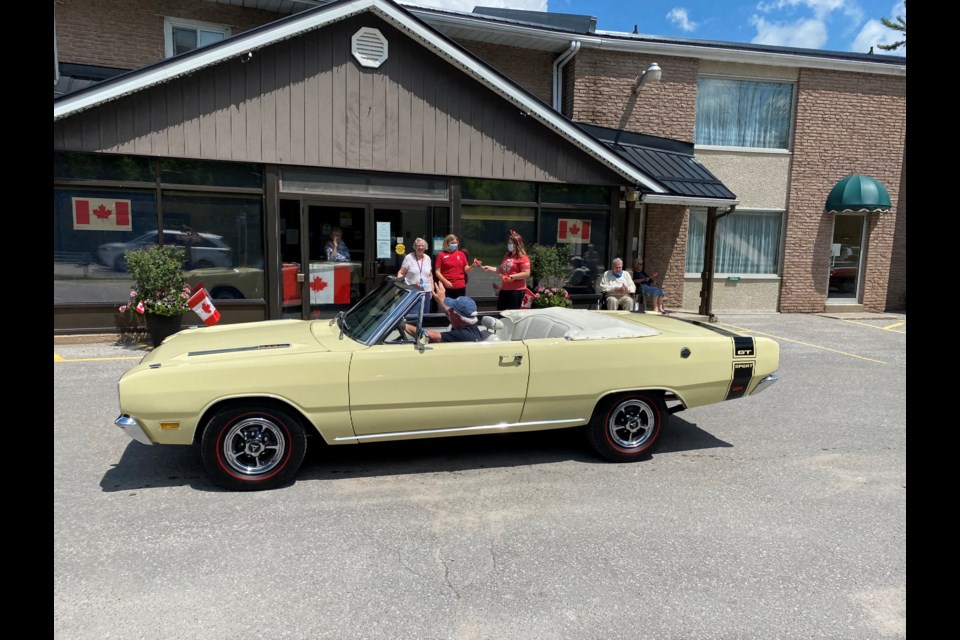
[162,191,263,271]
[686,209,783,274]
[54,152,154,182]
[53,188,157,304]
[540,184,610,205]
[538,210,608,294]
[695,78,794,149]
[460,206,535,266]
[160,158,262,188]
[164,18,229,57]
[461,179,536,202]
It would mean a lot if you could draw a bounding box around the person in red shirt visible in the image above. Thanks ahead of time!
[476,229,531,310]
[434,233,473,299]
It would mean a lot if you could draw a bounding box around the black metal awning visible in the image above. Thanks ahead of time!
[576,122,737,202]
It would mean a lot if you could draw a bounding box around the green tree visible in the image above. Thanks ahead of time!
[877,2,906,51]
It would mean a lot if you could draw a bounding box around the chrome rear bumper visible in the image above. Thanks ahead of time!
[114,415,153,445]
[751,373,778,396]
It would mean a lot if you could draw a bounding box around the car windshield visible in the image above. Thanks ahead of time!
[342,278,420,343]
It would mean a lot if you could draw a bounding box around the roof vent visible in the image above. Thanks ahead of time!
[352,27,388,68]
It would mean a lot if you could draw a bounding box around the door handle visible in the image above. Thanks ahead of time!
[499,354,523,366]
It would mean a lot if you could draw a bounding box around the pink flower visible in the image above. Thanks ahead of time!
[118,304,128,313]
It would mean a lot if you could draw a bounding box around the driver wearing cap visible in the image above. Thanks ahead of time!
[405,281,482,343]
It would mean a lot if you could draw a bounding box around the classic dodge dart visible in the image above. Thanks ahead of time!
[114,278,779,490]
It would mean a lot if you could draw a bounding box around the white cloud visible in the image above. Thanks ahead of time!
[667,8,698,32]
[852,18,906,55]
[750,15,829,48]
[755,0,848,20]
[398,1,548,12]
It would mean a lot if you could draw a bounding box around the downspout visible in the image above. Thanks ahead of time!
[552,41,580,112]
[698,203,737,322]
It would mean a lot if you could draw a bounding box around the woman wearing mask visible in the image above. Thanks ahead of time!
[397,238,433,309]
[434,234,472,299]
[476,229,530,310]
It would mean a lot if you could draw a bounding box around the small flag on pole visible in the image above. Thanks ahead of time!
[521,288,535,309]
[187,286,221,326]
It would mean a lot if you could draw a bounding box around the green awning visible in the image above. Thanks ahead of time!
[824,174,892,213]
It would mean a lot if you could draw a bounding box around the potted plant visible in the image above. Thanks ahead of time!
[118,245,191,346]
[530,285,572,309]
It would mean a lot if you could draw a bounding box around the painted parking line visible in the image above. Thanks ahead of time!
[841,319,907,333]
[54,354,144,363]
[716,323,886,365]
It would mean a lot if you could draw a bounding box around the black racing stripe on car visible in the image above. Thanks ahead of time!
[726,362,754,401]
[685,320,741,338]
[734,336,755,358]
[187,344,291,357]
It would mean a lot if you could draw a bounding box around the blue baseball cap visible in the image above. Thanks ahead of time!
[445,296,477,318]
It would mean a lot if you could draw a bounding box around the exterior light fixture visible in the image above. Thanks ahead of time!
[632,62,662,94]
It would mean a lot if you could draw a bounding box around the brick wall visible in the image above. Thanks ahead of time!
[568,49,698,141]
[781,68,906,312]
[454,40,555,106]
[643,204,689,309]
[55,0,278,69]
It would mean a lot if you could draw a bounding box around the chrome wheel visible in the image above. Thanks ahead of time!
[221,417,287,477]
[606,398,658,449]
[587,392,665,461]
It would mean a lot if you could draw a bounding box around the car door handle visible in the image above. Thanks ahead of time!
[499,354,523,366]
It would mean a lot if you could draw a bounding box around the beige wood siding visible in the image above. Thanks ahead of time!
[55,15,620,186]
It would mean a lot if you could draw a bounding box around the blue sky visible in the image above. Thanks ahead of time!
[400,1,906,56]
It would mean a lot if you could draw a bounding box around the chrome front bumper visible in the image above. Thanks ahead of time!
[751,373,778,396]
[114,415,153,445]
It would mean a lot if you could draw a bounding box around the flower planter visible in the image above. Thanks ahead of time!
[145,313,183,347]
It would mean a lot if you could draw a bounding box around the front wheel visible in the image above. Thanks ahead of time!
[587,393,665,462]
[200,405,307,491]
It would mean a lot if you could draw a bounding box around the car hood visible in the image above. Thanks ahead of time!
[137,319,335,368]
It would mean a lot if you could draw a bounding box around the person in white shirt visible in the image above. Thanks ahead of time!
[599,258,637,311]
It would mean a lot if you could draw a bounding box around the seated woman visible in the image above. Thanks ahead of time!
[632,258,666,314]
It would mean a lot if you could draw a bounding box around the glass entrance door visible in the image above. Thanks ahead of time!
[827,214,865,302]
[278,201,441,319]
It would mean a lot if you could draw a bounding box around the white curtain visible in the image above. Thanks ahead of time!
[695,79,794,149]
[686,210,783,274]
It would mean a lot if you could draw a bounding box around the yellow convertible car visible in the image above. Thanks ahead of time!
[114,278,779,490]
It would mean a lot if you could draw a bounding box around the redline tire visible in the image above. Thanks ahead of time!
[587,393,665,462]
[200,405,307,491]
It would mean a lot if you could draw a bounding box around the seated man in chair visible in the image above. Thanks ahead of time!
[405,282,482,343]
[599,258,637,311]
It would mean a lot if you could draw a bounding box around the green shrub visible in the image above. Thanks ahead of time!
[119,245,191,317]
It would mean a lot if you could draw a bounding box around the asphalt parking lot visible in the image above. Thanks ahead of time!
[54,312,906,640]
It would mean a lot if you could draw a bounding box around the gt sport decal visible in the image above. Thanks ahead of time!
[733,336,755,358]
[725,362,754,400]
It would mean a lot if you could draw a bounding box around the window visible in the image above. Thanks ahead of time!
[163,18,230,57]
[686,209,783,275]
[695,78,794,149]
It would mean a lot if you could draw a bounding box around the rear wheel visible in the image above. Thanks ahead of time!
[587,392,665,462]
[200,404,307,491]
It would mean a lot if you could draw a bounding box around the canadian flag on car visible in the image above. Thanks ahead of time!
[187,286,221,326]
[521,288,535,309]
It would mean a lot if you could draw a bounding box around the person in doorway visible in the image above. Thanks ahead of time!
[475,229,531,310]
[599,258,637,310]
[405,281,482,343]
[397,237,433,308]
[324,227,351,262]
[434,233,473,299]
[632,258,666,314]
